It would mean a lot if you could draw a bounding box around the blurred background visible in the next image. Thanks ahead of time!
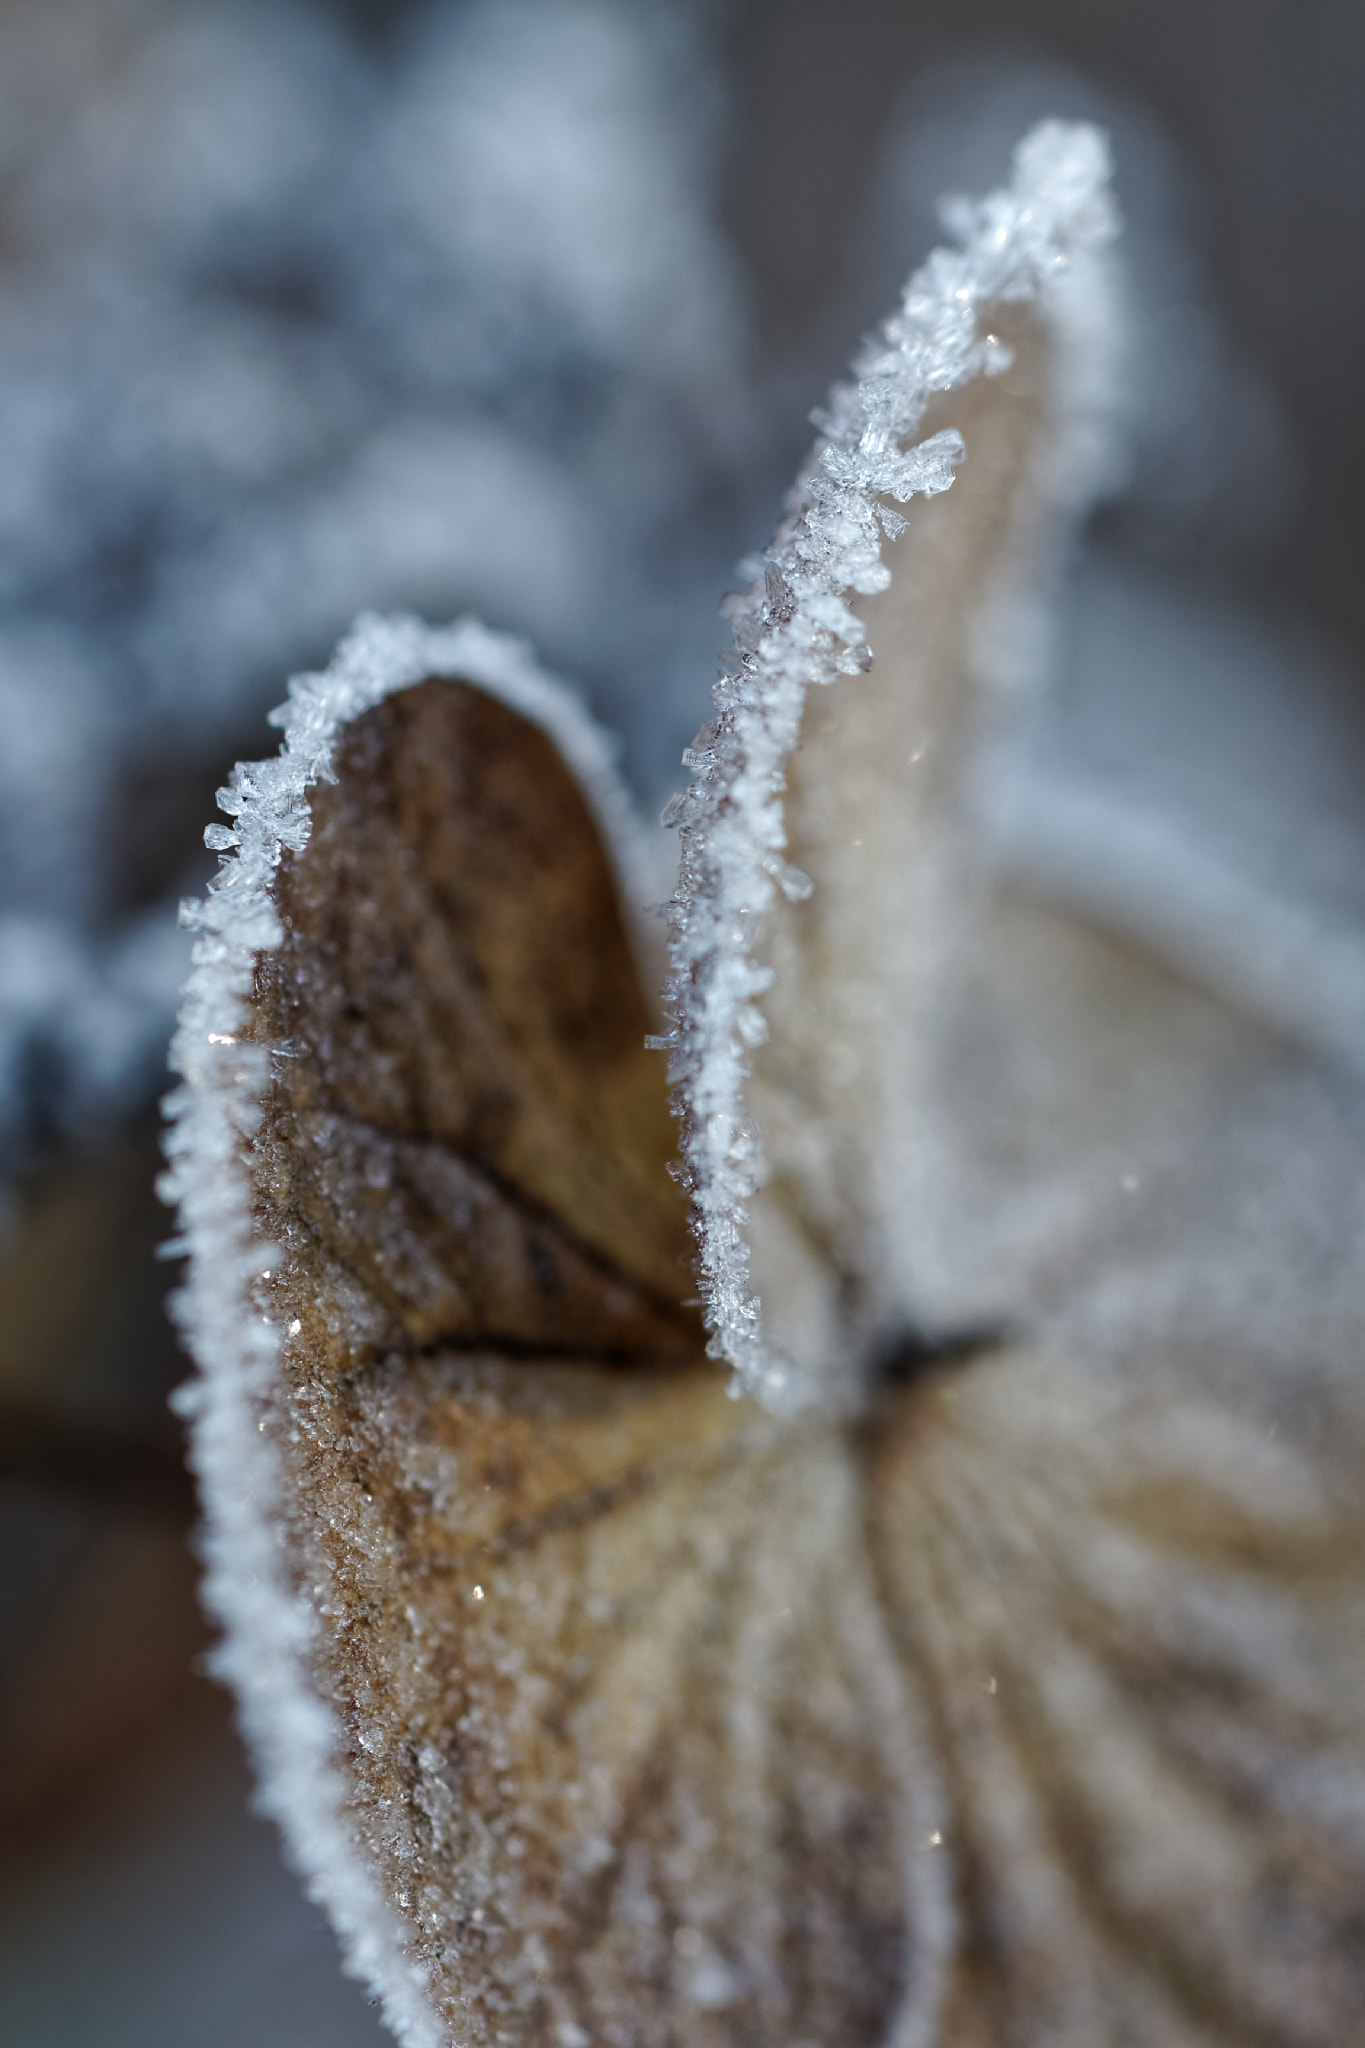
[1,1,1363,2040]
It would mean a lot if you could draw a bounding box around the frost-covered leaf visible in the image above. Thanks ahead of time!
[663,118,1123,1411]
[167,125,1365,2048]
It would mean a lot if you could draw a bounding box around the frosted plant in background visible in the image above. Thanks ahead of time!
[165,125,1365,2047]
[0,0,751,1201]
[1,0,1355,1270]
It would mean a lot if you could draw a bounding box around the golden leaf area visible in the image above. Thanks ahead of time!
[208,295,1365,2048]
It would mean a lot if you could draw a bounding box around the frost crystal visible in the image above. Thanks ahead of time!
[659,121,1122,1410]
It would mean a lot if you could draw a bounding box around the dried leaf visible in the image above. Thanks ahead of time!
[166,127,1365,2047]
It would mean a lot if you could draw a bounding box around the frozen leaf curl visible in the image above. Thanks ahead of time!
[664,119,1123,1413]
[167,126,1365,2047]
